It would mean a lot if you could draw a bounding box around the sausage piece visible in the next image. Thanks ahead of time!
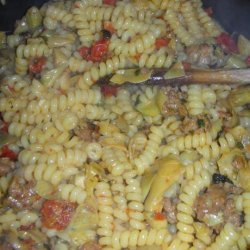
[163,197,178,224]
[5,177,42,210]
[74,122,100,142]
[194,183,243,232]
[80,241,102,250]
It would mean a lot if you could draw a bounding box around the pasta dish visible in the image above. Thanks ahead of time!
[0,0,250,249]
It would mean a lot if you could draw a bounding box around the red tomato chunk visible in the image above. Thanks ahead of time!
[29,57,46,74]
[216,32,238,54]
[155,38,170,49]
[90,39,109,62]
[0,120,8,133]
[0,145,17,160]
[103,0,116,5]
[101,85,119,97]
[204,7,213,16]
[154,212,166,221]
[78,39,109,62]
[78,46,91,60]
[41,200,76,230]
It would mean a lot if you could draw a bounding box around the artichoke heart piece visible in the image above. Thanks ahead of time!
[141,167,158,202]
[144,156,184,213]
[238,35,250,56]
[110,68,152,85]
[136,89,167,117]
[228,87,250,107]
[226,55,247,69]
[47,35,76,48]
[41,64,67,86]
[217,149,247,184]
[164,61,186,80]
[26,7,42,30]
[136,100,160,117]
[66,198,98,246]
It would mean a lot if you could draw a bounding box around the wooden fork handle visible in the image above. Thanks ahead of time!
[188,68,250,85]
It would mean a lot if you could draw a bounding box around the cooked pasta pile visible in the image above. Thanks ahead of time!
[0,0,250,249]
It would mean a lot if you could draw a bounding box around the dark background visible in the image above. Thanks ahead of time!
[0,0,250,38]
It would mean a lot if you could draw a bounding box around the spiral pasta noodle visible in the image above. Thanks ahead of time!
[109,32,158,56]
[73,5,115,22]
[16,43,51,58]
[110,175,129,223]
[68,56,94,73]
[23,163,63,185]
[76,20,103,45]
[19,146,87,167]
[197,132,236,160]
[170,132,212,151]
[45,5,75,29]
[206,223,240,250]
[0,97,28,112]
[0,209,38,232]
[95,181,114,248]
[138,52,174,68]
[20,130,80,150]
[59,183,87,204]
[26,88,101,113]
[186,85,205,116]
[170,170,211,248]
[164,9,195,46]
[124,170,145,230]
[102,147,130,176]
[85,104,116,121]
[8,122,33,137]
[196,5,221,37]
[78,55,127,89]
[15,57,29,75]
[109,228,171,249]
[134,126,164,174]
[115,89,143,126]
[181,1,204,40]
[184,158,212,180]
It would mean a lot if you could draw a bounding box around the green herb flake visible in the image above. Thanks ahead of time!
[236,141,244,149]
[197,119,205,128]
[135,69,141,76]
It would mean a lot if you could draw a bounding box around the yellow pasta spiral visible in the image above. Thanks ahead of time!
[16,43,51,58]
[46,5,75,28]
[124,170,145,230]
[15,57,28,75]
[164,9,195,46]
[134,126,164,174]
[95,181,114,248]
[23,164,63,186]
[78,55,127,89]
[175,170,211,245]
[104,228,170,249]
[26,88,101,113]
[138,52,174,68]
[109,32,158,56]
[197,133,236,160]
[207,223,240,250]
[19,146,87,167]
[110,175,129,222]
[59,183,87,204]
